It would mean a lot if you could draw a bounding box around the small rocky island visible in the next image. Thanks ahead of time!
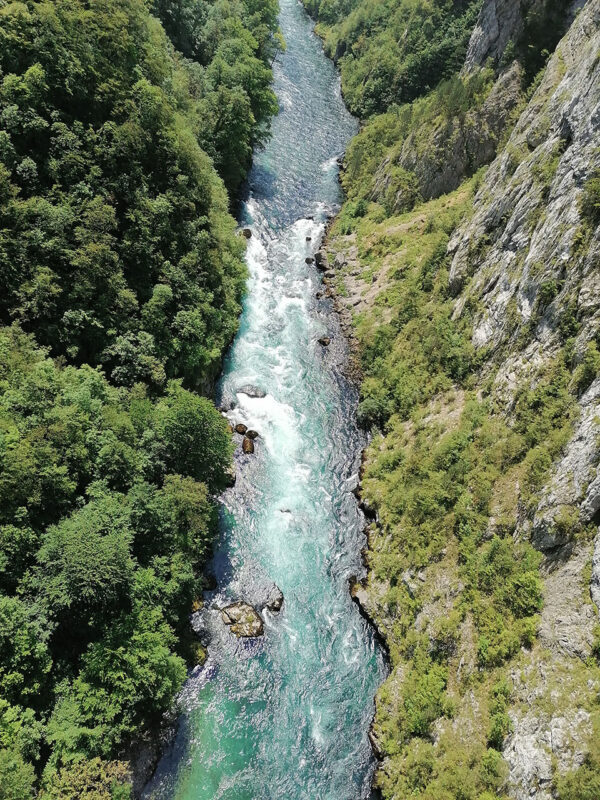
[221,602,264,637]
[221,585,284,638]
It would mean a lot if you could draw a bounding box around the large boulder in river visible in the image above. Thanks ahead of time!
[221,602,264,637]
[234,423,247,435]
[246,429,259,440]
[242,437,254,454]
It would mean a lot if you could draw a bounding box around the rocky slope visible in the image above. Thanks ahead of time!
[319,0,600,796]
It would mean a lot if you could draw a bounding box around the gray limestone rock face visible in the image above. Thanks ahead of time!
[464,0,524,71]
[449,0,600,327]
[370,62,523,212]
[531,378,600,550]
[591,530,600,608]
[504,707,592,800]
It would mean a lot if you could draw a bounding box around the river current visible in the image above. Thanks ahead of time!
[144,0,386,796]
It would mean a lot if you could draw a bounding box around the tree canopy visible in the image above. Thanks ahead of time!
[0,0,280,794]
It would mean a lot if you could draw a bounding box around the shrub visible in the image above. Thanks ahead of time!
[538,280,558,307]
[580,175,600,226]
[573,342,600,394]
[40,758,131,800]
[555,758,600,800]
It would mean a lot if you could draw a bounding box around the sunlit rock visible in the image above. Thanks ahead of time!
[221,602,264,637]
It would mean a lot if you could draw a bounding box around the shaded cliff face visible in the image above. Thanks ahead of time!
[319,0,600,797]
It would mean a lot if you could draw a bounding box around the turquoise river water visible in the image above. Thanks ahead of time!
[144,0,386,796]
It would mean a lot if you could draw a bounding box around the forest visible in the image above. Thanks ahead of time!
[0,0,281,796]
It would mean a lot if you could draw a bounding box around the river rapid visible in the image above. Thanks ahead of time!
[144,0,386,797]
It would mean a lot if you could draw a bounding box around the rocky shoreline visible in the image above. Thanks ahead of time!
[315,223,393,784]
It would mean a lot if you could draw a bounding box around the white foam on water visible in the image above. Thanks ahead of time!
[320,155,339,172]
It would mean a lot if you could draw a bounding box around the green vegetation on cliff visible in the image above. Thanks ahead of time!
[317,0,600,796]
[305,0,575,219]
[302,0,482,117]
[329,178,589,796]
[0,0,280,796]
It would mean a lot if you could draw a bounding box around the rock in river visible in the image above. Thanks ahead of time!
[235,423,248,435]
[237,384,267,398]
[224,464,236,487]
[318,336,331,346]
[241,228,252,239]
[221,602,264,637]
[242,436,255,454]
[246,429,259,440]
[314,250,328,270]
[265,585,284,613]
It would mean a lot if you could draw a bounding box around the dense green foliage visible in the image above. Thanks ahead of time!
[151,0,281,193]
[0,0,280,391]
[0,326,233,794]
[302,0,482,118]
[0,0,280,794]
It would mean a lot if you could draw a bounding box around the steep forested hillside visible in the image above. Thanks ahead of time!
[303,0,482,117]
[308,0,600,798]
[0,0,280,797]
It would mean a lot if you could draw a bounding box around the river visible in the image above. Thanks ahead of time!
[143,0,386,797]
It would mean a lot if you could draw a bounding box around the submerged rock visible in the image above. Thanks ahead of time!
[305,256,314,264]
[235,423,248,435]
[242,436,254,454]
[203,573,218,592]
[221,602,264,637]
[237,384,267,398]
